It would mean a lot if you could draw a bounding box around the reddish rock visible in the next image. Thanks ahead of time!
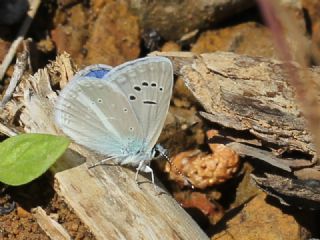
[84,1,140,66]
[174,191,224,225]
[16,206,30,218]
[161,41,181,52]
[51,4,88,65]
[191,22,277,58]
[52,1,140,66]
[0,39,11,62]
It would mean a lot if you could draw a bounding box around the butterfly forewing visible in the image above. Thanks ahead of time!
[55,77,144,156]
[104,57,173,152]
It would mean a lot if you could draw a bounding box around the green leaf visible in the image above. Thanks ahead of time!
[0,133,70,186]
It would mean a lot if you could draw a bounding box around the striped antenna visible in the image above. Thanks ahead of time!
[155,145,194,189]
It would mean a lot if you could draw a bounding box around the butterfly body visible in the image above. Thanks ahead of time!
[54,57,173,180]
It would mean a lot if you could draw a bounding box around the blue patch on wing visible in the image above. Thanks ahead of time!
[75,64,113,80]
[84,69,111,79]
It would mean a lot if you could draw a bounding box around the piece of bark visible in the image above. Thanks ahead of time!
[226,142,291,172]
[152,51,320,157]
[0,53,209,240]
[251,174,320,209]
[151,51,320,207]
[209,131,315,171]
[32,207,71,240]
[157,51,317,155]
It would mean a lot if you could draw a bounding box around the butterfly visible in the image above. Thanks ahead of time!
[54,57,173,186]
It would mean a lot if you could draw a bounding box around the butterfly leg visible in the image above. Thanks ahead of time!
[144,166,154,185]
[135,160,144,185]
[89,156,114,169]
[135,162,158,191]
[144,165,158,192]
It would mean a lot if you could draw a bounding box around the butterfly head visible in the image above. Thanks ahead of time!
[115,139,155,169]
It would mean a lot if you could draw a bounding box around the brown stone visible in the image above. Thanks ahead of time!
[51,4,87,64]
[192,22,276,58]
[84,1,140,66]
[212,193,301,240]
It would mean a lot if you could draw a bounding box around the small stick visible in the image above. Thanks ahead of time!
[33,207,71,240]
[0,51,28,108]
[0,122,17,137]
[0,0,41,82]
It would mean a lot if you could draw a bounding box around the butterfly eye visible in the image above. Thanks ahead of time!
[142,82,148,86]
[129,127,134,131]
[123,108,128,112]
[151,83,157,87]
[97,98,103,103]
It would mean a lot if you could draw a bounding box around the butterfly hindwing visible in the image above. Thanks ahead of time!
[55,77,144,156]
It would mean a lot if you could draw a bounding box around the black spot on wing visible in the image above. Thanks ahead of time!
[129,95,136,100]
[143,101,157,105]
[134,86,141,91]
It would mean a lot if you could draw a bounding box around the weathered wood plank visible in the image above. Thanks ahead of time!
[54,146,208,240]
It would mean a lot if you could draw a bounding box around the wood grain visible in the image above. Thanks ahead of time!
[54,146,208,240]
[154,51,318,156]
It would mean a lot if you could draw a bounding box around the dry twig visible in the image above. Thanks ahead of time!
[0,0,41,82]
[0,52,28,108]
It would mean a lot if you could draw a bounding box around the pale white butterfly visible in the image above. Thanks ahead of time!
[54,57,173,186]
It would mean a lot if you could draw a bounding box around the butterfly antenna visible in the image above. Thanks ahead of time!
[158,147,194,189]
